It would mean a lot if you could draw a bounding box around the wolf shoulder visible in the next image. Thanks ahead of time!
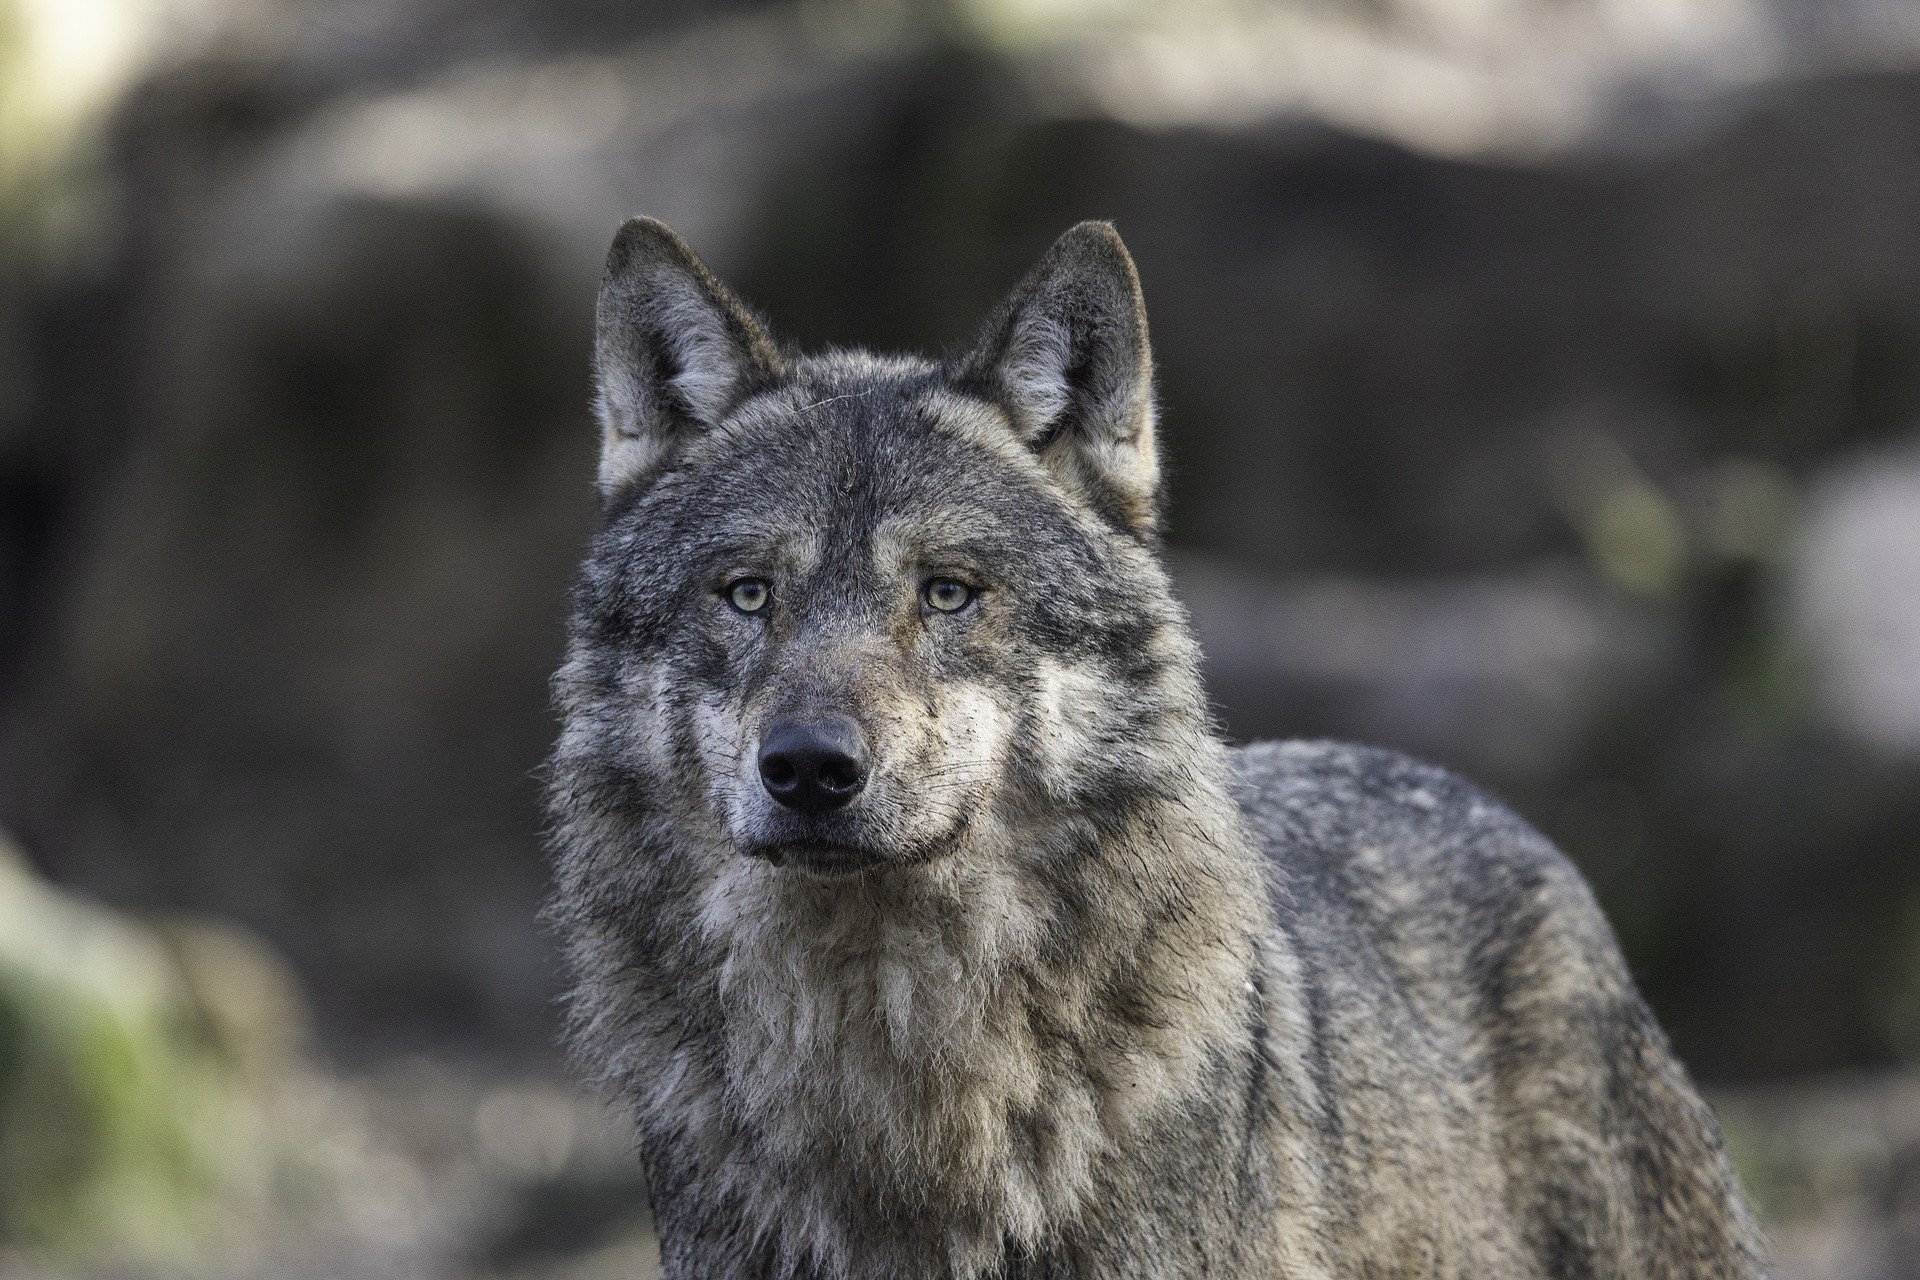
[1227,744,1768,1275]
[1230,738,1633,1007]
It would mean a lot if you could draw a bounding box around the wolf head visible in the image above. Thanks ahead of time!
[562,218,1209,878]
[550,224,1264,1275]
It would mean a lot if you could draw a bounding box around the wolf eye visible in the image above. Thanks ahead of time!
[923,579,974,614]
[727,578,771,614]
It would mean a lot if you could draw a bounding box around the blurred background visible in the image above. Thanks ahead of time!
[3,0,1920,1275]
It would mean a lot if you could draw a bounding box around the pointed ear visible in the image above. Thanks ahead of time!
[593,217,786,495]
[959,221,1159,536]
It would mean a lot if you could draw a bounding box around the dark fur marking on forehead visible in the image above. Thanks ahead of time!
[671,395,1086,544]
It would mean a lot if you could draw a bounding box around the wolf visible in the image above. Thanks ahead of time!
[544,217,1768,1279]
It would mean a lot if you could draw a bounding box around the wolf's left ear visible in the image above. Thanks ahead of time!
[594,217,787,496]
[959,221,1159,536]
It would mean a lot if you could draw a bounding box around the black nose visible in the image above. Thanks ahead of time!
[758,718,870,813]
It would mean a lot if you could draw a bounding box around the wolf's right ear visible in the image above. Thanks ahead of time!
[593,218,786,495]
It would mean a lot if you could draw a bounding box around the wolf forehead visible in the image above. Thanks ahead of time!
[603,365,1100,563]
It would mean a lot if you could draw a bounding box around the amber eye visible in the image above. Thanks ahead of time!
[727,578,771,614]
[923,579,974,614]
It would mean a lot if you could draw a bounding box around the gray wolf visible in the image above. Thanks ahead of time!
[544,217,1768,1278]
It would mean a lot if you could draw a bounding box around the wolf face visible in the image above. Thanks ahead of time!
[567,219,1201,879]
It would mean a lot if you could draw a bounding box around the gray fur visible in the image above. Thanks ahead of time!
[546,218,1768,1278]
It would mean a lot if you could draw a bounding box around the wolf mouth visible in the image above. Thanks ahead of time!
[744,816,974,876]
[749,840,885,875]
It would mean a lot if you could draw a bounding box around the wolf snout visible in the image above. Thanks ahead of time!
[757,717,870,813]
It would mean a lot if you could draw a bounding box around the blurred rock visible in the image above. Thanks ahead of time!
[1788,437,1920,755]
[1175,554,1676,777]
[0,829,301,1262]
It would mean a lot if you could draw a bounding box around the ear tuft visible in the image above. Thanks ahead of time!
[594,218,785,495]
[959,221,1160,536]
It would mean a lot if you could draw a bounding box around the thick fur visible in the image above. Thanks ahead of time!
[545,218,1768,1278]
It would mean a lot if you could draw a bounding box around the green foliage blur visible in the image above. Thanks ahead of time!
[0,840,302,1262]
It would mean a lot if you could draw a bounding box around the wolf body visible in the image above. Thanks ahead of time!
[545,218,1767,1279]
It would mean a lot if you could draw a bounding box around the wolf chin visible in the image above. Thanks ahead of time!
[545,218,1768,1279]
